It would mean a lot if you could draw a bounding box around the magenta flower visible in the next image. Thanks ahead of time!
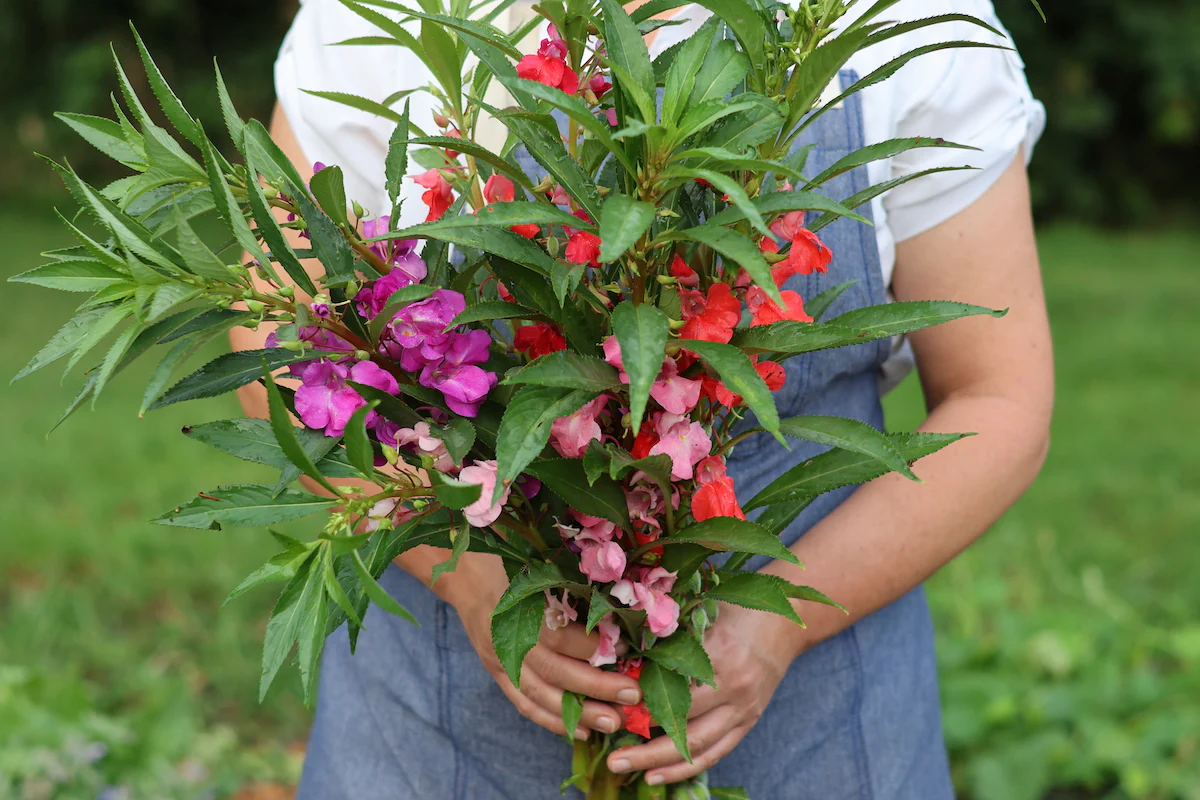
[459,459,510,528]
[543,589,578,631]
[418,330,497,417]
[589,614,621,667]
[611,567,680,638]
[602,336,628,382]
[361,217,426,283]
[579,540,626,583]
[647,412,713,480]
[649,358,701,415]
[294,358,399,437]
[549,394,608,458]
[379,289,467,370]
[625,473,678,533]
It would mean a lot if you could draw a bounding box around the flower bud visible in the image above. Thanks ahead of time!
[353,349,371,361]
[545,236,560,258]
[295,304,312,327]
[433,111,451,128]
[226,263,249,279]
[533,175,555,194]
[656,274,677,286]
[688,570,703,594]
[596,186,610,197]
[581,88,598,105]
[667,318,686,331]
[279,339,306,352]
[278,285,295,298]
[381,443,400,466]
[690,605,710,635]
[263,185,279,200]
[352,200,366,219]
[344,279,360,300]
[245,299,265,315]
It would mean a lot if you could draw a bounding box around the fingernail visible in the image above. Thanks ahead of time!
[597,716,619,733]
[647,774,664,786]
[574,728,589,741]
[610,758,631,773]
[617,689,641,704]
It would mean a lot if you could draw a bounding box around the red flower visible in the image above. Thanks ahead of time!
[630,422,659,460]
[670,254,699,287]
[510,223,541,239]
[411,169,454,222]
[679,282,741,343]
[692,456,746,522]
[497,282,515,303]
[565,231,602,266]
[483,174,515,204]
[517,54,579,95]
[746,287,813,326]
[513,323,567,359]
[755,359,787,392]
[781,229,832,279]
[618,659,652,737]
[700,374,741,408]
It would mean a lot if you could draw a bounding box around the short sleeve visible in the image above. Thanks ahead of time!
[274,0,441,226]
[882,0,1045,242]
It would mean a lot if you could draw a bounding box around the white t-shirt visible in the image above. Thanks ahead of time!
[274,0,1044,382]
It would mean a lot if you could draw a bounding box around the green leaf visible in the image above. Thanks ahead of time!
[780,582,845,613]
[705,572,804,625]
[639,660,693,762]
[598,194,656,264]
[310,164,350,229]
[804,136,977,190]
[130,25,204,147]
[430,525,472,586]
[684,340,780,438]
[438,417,476,467]
[493,110,602,221]
[259,551,320,700]
[644,633,715,687]
[262,361,341,495]
[688,39,749,107]
[751,498,812,538]
[502,351,620,392]
[153,484,335,529]
[301,89,407,124]
[292,181,357,286]
[223,534,315,607]
[382,223,556,277]
[666,518,798,565]
[582,440,611,486]
[185,418,360,479]
[803,279,858,321]
[585,587,618,634]
[688,0,768,89]
[385,101,411,203]
[54,113,143,167]
[491,560,565,617]
[344,401,380,478]
[522,459,631,532]
[807,166,971,234]
[12,305,113,383]
[213,63,246,147]
[672,147,806,181]
[662,17,720,125]
[711,787,752,800]
[199,136,261,260]
[244,150,318,296]
[491,590,545,687]
[561,690,584,740]
[662,167,770,237]
[495,386,598,502]
[598,0,656,122]
[323,549,364,626]
[675,225,784,307]
[611,302,669,435]
[779,415,918,481]
[10,260,126,293]
[431,472,483,510]
[172,214,236,282]
[745,431,965,510]
[148,349,319,411]
[509,80,634,175]
[351,549,419,623]
[449,300,539,329]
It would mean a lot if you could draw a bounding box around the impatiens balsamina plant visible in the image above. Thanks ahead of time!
[12,0,1037,796]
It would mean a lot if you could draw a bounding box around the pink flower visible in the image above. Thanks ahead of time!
[459,459,510,527]
[649,358,701,415]
[611,567,680,637]
[482,174,515,204]
[580,540,626,583]
[360,217,426,285]
[603,108,618,127]
[418,330,497,417]
[647,412,712,480]
[550,394,608,458]
[625,474,677,533]
[388,421,454,472]
[365,498,398,532]
[769,210,806,242]
[544,589,578,631]
[380,289,467,371]
[602,336,627,382]
[294,359,399,437]
[588,73,612,99]
[590,614,621,667]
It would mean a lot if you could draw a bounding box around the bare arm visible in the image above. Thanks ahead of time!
[610,152,1055,783]
[229,103,640,736]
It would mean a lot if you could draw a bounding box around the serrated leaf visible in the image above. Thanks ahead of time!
[54,113,143,167]
[688,38,749,107]
[586,587,618,634]
[502,351,620,392]
[491,560,565,617]
[12,305,113,383]
[662,167,770,237]
[803,279,858,321]
[351,549,418,623]
[223,536,316,608]
[344,401,380,478]
[662,17,719,125]
[804,136,976,190]
[705,572,804,625]
[561,690,584,740]
[494,386,597,502]
[779,415,917,481]
[385,101,411,203]
[685,340,780,438]
[666,518,798,565]
[437,417,476,467]
[611,302,669,435]
[598,0,656,122]
[259,551,320,701]
[310,164,350,229]
[675,225,783,307]
[323,549,364,626]
[184,418,360,480]
[430,525,471,585]
[745,431,964,510]
[431,472,483,510]
[644,632,715,687]
[301,89,407,124]
[598,194,656,264]
[130,25,204,147]
[148,348,320,410]
[448,300,539,329]
[491,590,545,687]
[522,459,631,531]
[153,484,336,529]
[639,660,692,762]
[367,284,438,341]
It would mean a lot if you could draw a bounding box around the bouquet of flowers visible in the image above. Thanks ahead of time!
[14,0,1033,795]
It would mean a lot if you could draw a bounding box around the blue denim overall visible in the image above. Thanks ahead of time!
[296,72,954,799]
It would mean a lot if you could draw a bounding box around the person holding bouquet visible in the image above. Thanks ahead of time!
[219,0,1054,797]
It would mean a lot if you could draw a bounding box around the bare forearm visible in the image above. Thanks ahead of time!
[763,389,1050,656]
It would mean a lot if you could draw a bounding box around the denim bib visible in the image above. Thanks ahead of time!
[296,72,953,800]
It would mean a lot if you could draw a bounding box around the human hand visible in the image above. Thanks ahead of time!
[449,557,644,739]
[606,603,803,785]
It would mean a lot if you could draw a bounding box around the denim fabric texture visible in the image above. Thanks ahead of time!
[296,71,954,800]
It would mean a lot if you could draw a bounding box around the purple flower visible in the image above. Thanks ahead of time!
[417,329,496,417]
[313,161,328,174]
[294,358,400,437]
[379,289,467,369]
[361,217,426,282]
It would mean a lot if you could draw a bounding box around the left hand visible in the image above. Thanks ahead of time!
[606,602,805,786]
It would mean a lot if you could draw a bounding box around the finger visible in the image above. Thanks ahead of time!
[519,662,627,735]
[527,647,642,706]
[607,707,735,775]
[540,621,603,660]
[497,669,589,740]
[644,726,748,786]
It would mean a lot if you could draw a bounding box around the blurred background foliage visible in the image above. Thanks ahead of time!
[1,1,1198,799]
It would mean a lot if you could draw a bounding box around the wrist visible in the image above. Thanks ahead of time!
[432,551,507,613]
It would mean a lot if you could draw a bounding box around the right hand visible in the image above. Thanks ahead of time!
[447,554,643,739]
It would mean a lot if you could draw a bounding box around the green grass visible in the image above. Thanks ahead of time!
[1,206,1197,799]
